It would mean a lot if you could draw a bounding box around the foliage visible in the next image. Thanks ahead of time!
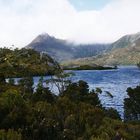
[0,48,59,77]
[104,108,121,120]
[0,129,22,140]
[137,62,140,68]
[62,80,101,107]
[124,86,140,121]
[32,77,56,103]
[47,71,74,94]
[0,65,139,139]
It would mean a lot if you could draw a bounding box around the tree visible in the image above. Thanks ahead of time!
[0,129,22,140]
[8,78,15,85]
[105,108,121,120]
[124,86,140,121]
[0,89,28,129]
[18,77,34,99]
[47,71,73,95]
[0,74,6,84]
[62,80,101,107]
[32,77,56,103]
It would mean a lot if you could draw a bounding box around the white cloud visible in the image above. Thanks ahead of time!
[0,0,140,48]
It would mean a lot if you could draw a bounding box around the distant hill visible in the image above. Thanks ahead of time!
[111,32,140,50]
[26,32,140,65]
[26,33,111,62]
[0,48,59,77]
[61,32,140,66]
[26,33,75,61]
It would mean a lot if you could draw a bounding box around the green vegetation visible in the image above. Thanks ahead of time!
[0,74,139,140]
[0,48,59,77]
[124,86,140,121]
[137,62,140,68]
[0,47,140,139]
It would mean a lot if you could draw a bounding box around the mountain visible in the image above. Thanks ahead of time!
[26,33,75,61]
[26,33,111,62]
[26,32,140,65]
[62,32,140,66]
[111,32,140,50]
[93,32,140,65]
[95,35,140,65]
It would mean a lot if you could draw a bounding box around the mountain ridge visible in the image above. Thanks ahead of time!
[26,32,140,65]
[26,33,111,61]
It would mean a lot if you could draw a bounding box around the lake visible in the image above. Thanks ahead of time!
[32,66,140,118]
[71,66,140,118]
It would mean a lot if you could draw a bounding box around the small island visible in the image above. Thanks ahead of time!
[63,64,117,70]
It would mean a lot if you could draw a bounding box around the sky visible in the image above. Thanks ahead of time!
[0,0,140,48]
[69,0,113,11]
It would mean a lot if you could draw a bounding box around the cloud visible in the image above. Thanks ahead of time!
[0,0,140,48]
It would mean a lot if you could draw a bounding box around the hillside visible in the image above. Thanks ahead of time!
[26,33,111,61]
[26,33,75,61]
[0,48,59,77]
[93,43,140,65]
[62,32,140,66]
[26,32,140,65]
[111,32,140,50]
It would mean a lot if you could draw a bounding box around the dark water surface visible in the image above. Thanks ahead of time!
[70,66,140,118]
[30,66,140,118]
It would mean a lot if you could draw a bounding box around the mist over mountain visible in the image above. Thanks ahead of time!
[26,33,111,62]
[26,33,74,61]
[26,32,140,65]
[111,32,140,49]
[63,32,140,66]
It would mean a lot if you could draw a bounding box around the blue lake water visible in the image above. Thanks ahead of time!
[15,66,140,118]
[70,66,140,118]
